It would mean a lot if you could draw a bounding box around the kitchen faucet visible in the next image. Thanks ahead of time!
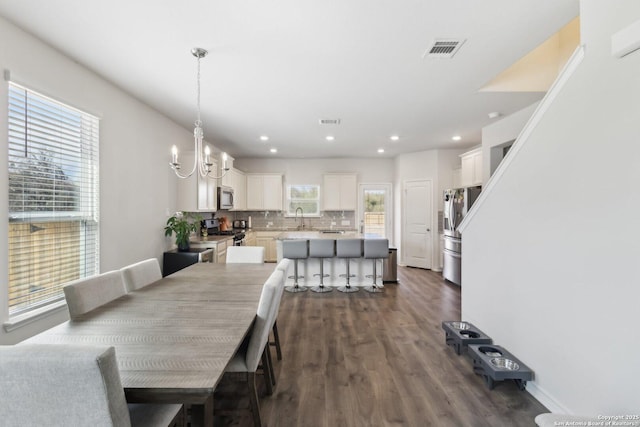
[295,207,305,230]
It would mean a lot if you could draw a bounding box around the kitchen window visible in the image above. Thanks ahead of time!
[7,82,100,318]
[286,184,320,216]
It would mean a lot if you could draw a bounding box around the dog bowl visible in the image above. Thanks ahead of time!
[490,357,520,370]
[479,346,503,357]
[449,321,470,330]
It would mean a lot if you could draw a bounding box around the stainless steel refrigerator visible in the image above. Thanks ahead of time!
[442,186,481,285]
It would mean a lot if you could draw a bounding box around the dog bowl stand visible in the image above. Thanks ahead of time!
[441,321,492,355]
[467,344,533,390]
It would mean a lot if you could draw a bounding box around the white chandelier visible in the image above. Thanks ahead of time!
[170,47,229,179]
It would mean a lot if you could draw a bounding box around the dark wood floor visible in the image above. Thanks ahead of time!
[214,266,547,426]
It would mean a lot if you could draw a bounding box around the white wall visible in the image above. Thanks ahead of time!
[461,0,640,414]
[0,17,189,344]
[394,148,465,267]
[235,157,395,185]
[481,101,540,183]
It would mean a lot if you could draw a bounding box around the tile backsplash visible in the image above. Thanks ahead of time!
[213,210,356,230]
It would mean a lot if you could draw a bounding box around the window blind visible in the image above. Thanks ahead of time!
[7,82,100,315]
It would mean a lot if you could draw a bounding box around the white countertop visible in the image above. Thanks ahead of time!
[276,231,361,240]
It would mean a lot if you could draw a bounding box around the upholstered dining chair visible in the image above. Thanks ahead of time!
[226,246,265,264]
[63,270,127,319]
[269,258,291,361]
[121,258,162,292]
[0,344,183,427]
[222,269,283,427]
[264,268,287,385]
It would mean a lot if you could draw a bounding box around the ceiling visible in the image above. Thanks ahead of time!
[0,1,579,159]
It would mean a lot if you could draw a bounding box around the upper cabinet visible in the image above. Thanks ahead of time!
[460,148,483,187]
[219,154,235,188]
[323,174,357,211]
[231,169,247,211]
[220,168,246,211]
[246,174,283,211]
[176,152,218,212]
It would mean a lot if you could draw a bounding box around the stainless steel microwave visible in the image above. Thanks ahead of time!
[217,186,234,210]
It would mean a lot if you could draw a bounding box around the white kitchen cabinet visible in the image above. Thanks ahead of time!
[255,231,279,262]
[220,168,246,211]
[323,174,357,211]
[246,174,283,211]
[232,169,246,211]
[219,153,234,188]
[459,148,482,187]
[176,152,218,212]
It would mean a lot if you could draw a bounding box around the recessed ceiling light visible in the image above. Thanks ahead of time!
[390,135,399,141]
[325,135,335,141]
[260,135,269,141]
[269,148,277,153]
[377,148,385,153]
[452,135,462,141]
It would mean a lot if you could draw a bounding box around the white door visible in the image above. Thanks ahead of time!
[358,183,392,242]
[403,180,432,269]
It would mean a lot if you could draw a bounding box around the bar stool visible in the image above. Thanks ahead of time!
[363,239,389,293]
[283,239,308,293]
[309,239,335,293]
[336,239,362,293]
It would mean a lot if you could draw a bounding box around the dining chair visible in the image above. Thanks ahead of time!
[263,268,287,385]
[270,258,291,360]
[121,258,162,292]
[222,270,282,427]
[0,344,183,427]
[63,270,127,319]
[226,246,265,264]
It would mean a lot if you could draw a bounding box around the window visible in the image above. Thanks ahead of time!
[286,184,320,216]
[7,82,100,316]
[359,184,392,239]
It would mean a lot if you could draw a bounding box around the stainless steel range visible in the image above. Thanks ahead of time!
[442,186,481,286]
[203,219,246,246]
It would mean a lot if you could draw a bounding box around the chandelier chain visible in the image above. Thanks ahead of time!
[196,54,201,126]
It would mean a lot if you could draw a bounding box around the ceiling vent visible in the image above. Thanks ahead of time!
[423,39,466,59]
[319,119,341,125]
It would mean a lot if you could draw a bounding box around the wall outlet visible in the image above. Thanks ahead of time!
[341,220,350,226]
[267,221,273,226]
[331,221,336,226]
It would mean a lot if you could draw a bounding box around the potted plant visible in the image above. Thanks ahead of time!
[164,211,201,251]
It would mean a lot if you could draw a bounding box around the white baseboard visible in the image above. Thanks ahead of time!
[526,381,571,414]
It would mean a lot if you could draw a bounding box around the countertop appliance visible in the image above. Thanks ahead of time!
[217,186,234,210]
[233,219,246,229]
[203,219,246,246]
[442,186,481,286]
[162,247,213,277]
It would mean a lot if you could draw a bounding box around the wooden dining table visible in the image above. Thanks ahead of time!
[23,262,277,427]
